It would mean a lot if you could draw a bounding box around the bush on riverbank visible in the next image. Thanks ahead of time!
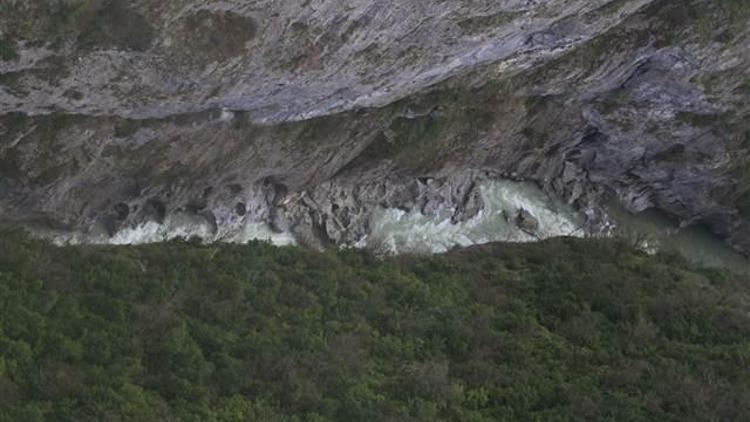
[0,231,748,421]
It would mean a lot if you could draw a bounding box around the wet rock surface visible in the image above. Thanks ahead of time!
[516,208,540,234]
[0,0,749,255]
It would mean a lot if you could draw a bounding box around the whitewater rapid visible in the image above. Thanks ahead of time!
[359,181,583,254]
[52,180,583,252]
[45,177,749,271]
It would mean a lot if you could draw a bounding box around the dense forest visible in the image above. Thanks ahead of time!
[0,231,749,421]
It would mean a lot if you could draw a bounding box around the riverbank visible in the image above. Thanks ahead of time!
[1,231,748,420]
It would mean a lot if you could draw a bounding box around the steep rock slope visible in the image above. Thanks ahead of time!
[0,0,748,252]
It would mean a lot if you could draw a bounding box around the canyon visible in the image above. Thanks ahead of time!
[1,0,749,263]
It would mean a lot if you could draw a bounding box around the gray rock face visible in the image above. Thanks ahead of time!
[1,0,655,121]
[0,0,749,254]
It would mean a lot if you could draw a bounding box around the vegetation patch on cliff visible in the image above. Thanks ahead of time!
[0,0,154,52]
[172,10,256,63]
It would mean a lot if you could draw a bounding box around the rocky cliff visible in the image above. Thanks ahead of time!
[1,0,749,254]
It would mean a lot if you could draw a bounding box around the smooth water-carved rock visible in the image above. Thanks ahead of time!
[516,208,540,233]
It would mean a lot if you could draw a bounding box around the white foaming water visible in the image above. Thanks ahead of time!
[220,221,297,246]
[359,180,583,255]
[51,180,580,252]
[44,178,749,271]
[54,216,296,247]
